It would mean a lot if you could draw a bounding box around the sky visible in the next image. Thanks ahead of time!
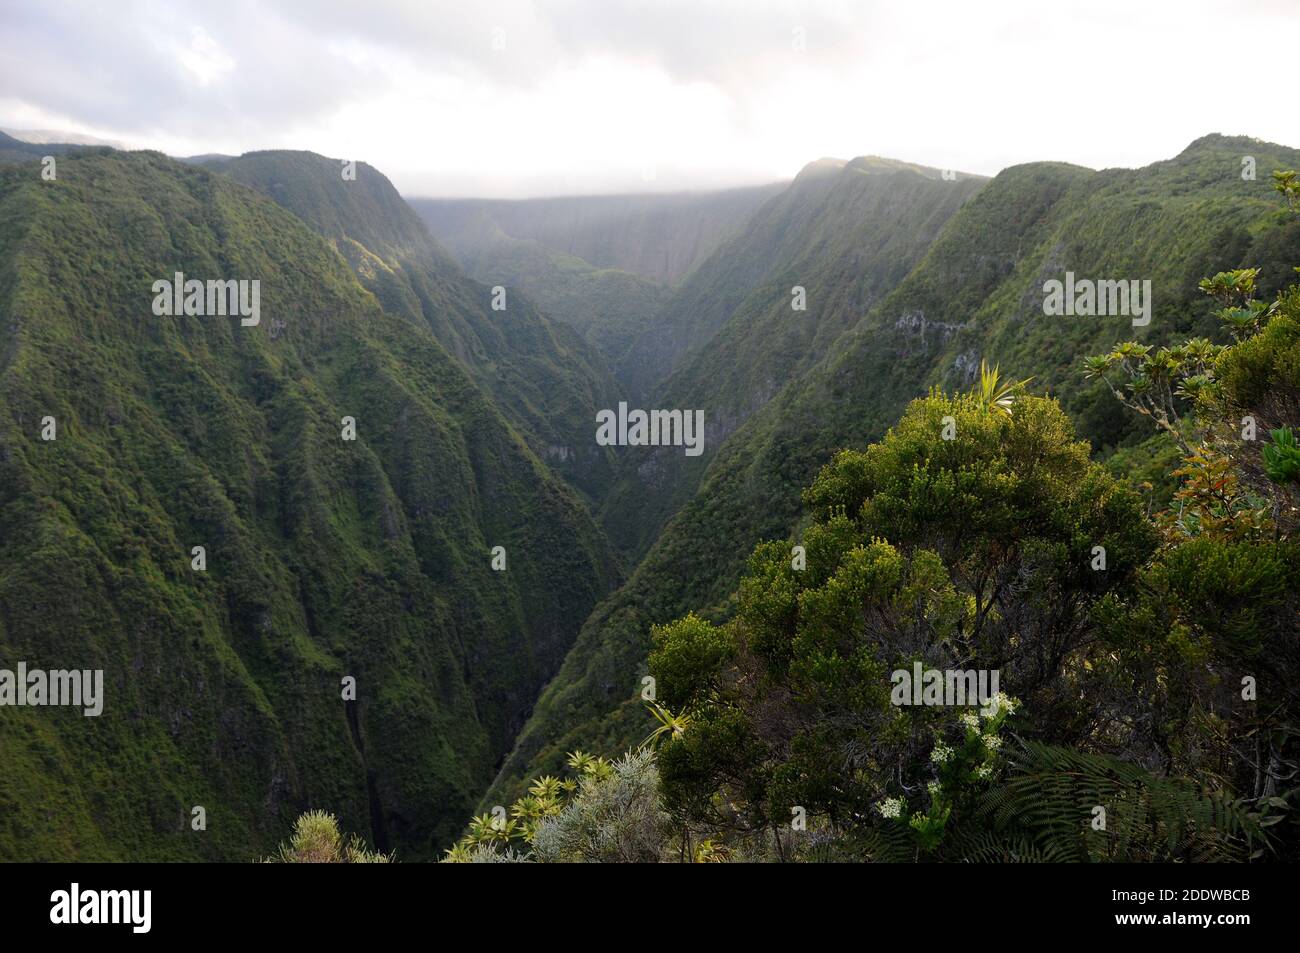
[1,0,1296,198]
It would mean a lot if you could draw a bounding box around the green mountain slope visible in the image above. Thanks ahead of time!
[490,134,1300,805]
[199,151,625,506]
[0,149,619,861]
[600,158,987,558]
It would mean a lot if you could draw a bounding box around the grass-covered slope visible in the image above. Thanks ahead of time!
[0,150,619,860]
[201,151,626,506]
[491,134,1300,804]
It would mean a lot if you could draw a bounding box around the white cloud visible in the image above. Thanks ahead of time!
[174,28,237,87]
[0,0,1295,196]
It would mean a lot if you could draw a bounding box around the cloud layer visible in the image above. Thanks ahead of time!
[2,0,1295,196]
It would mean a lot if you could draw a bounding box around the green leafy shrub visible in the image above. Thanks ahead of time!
[650,387,1158,858]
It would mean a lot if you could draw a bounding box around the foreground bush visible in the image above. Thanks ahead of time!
[262,811,392,863]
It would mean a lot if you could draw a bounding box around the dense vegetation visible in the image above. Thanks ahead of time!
[2,130,1296,864]
[600,158,987,559]
[451,274,1299,858]
[0,150,617,860]
[493,135,1300,816]
[200,151,627,507]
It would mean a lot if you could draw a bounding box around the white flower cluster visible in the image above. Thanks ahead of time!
[974,762,993,780]
[960,711,980,731]
[927,780,942,797]
[877,797,904,819]
[930,741,954,764]
[982,733,1003,751]
[983,692,1020,718]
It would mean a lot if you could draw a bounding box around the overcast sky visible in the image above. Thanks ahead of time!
[1,0,1295,198]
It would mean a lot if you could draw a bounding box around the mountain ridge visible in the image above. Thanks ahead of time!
[198,150,628,507]
[412,182,786,286]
